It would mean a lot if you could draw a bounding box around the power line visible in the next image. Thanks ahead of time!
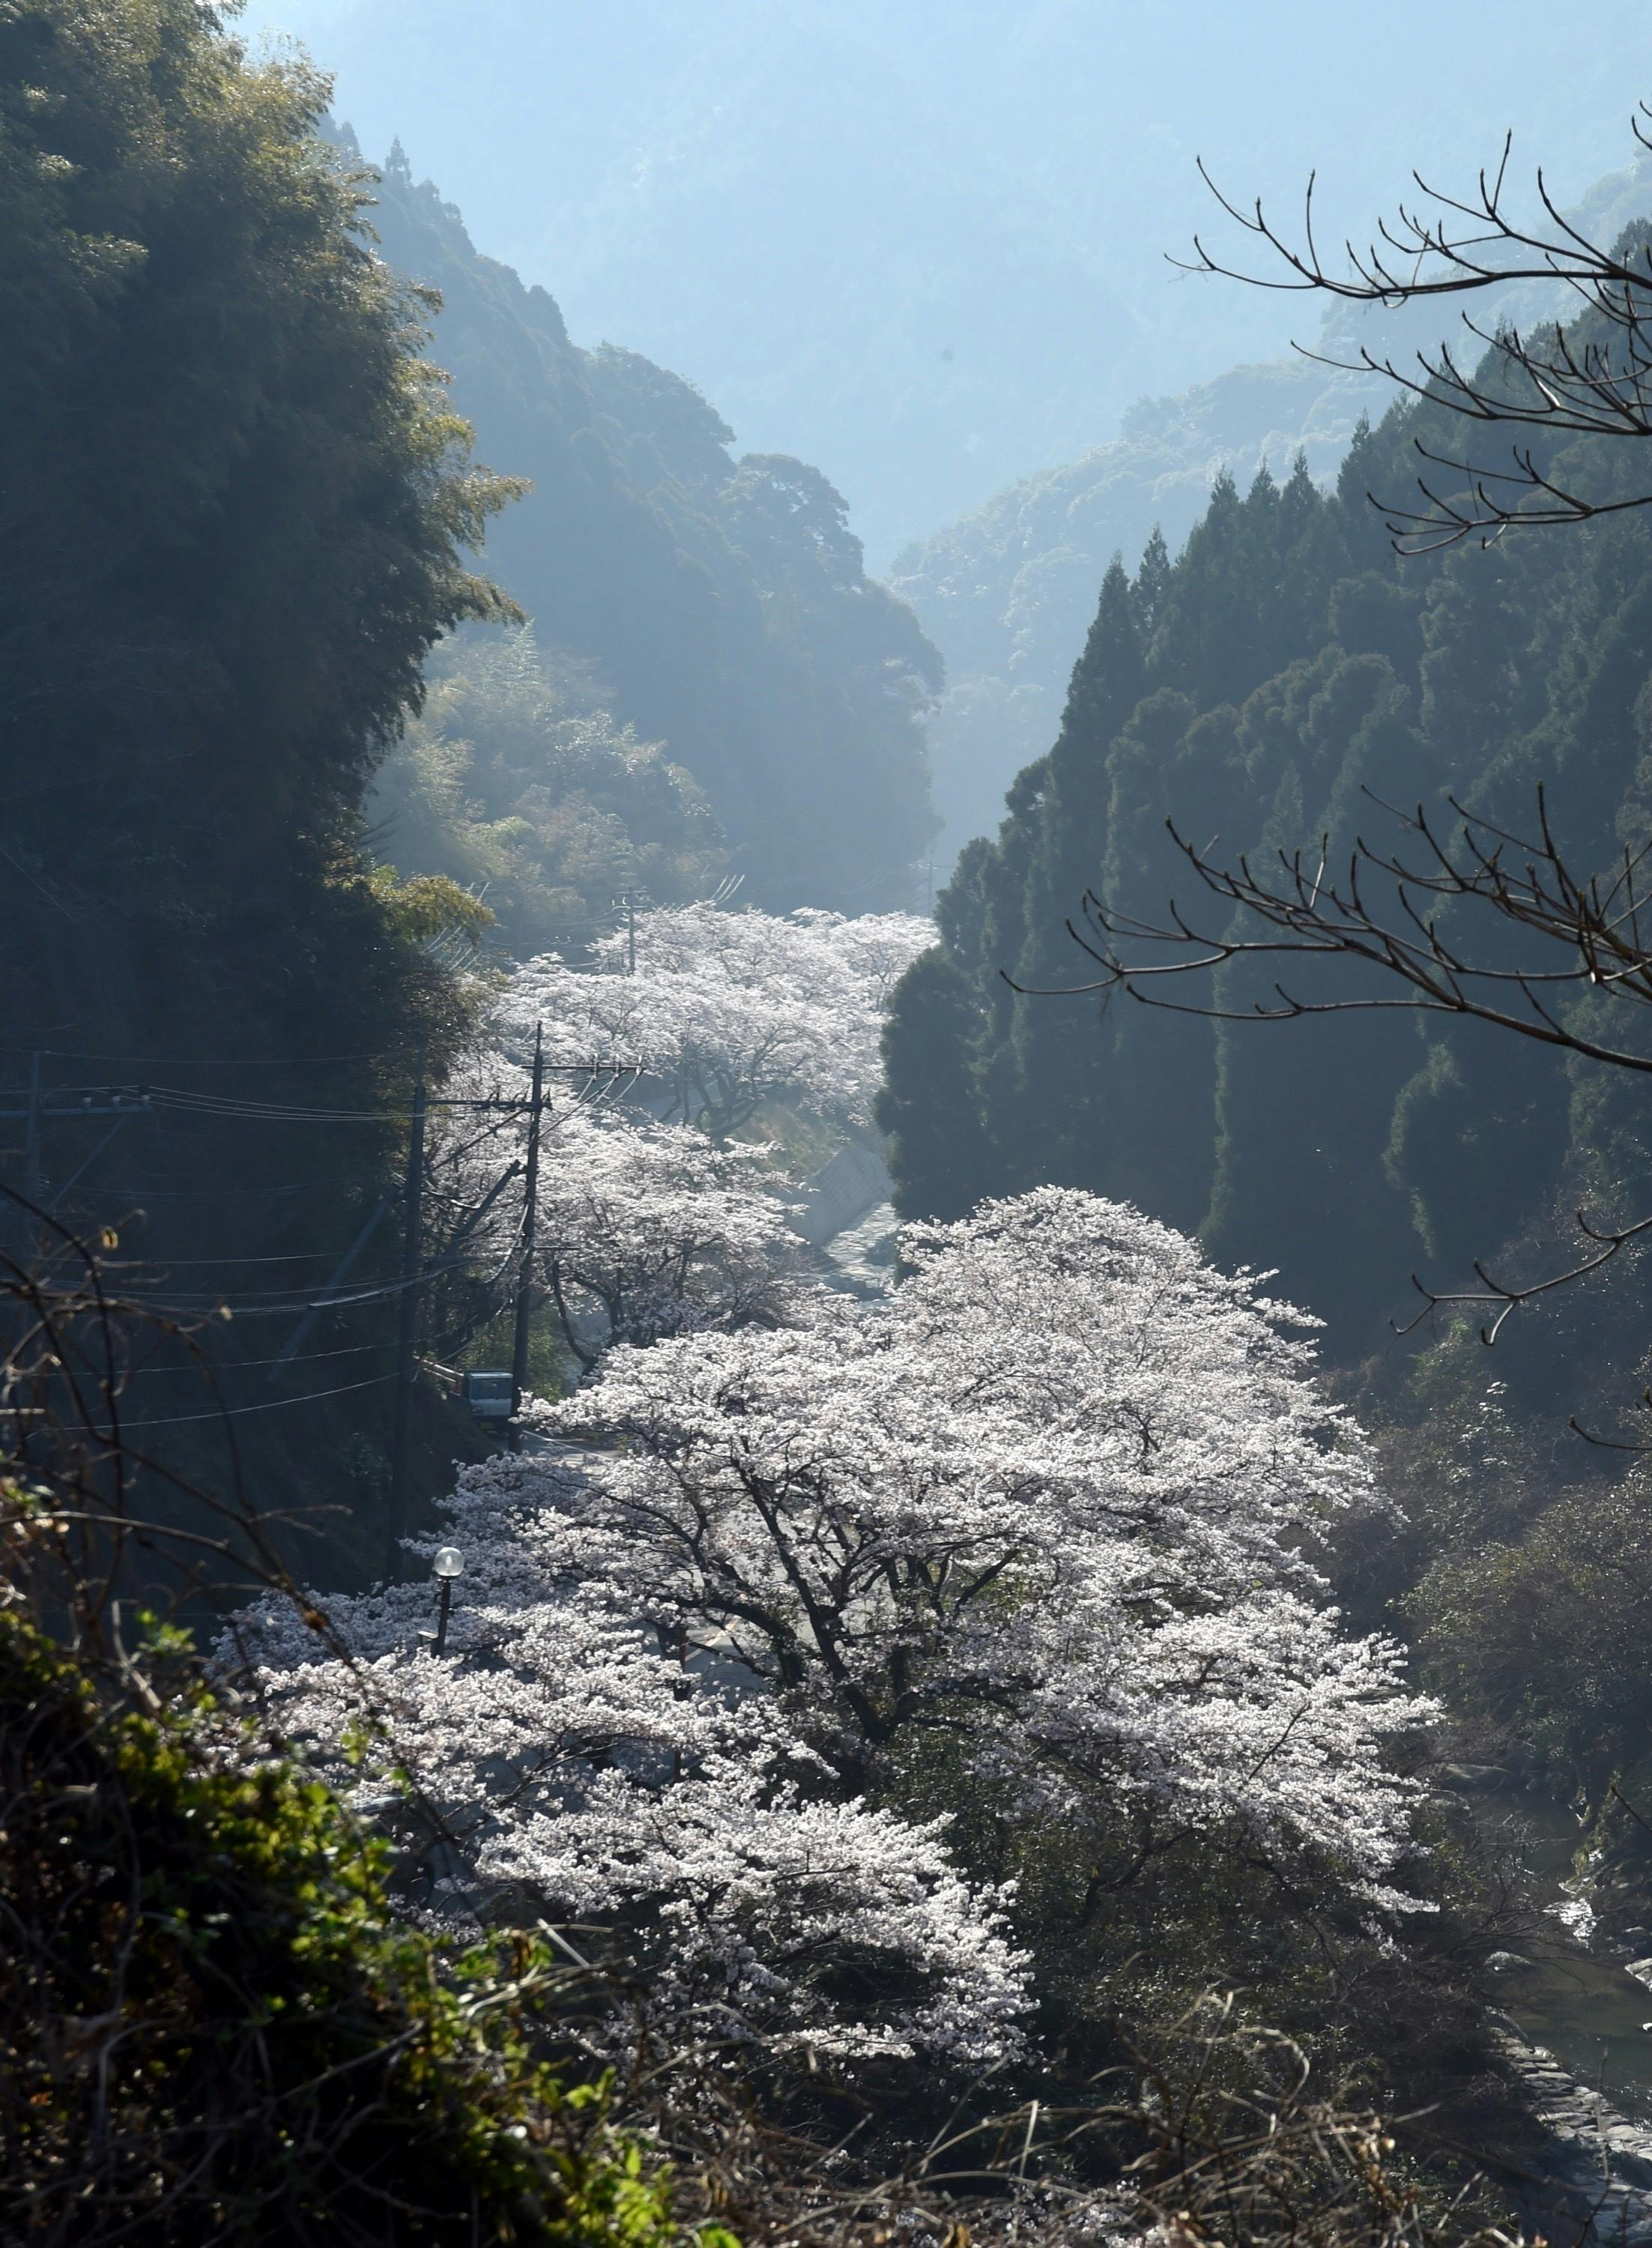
[120,1255,466,1320]
[123,1371,399,1430]
[144,1079,605,1124]
[120,1341,394,1377]
[7,1047,405,1069]
[75,1182,352,1201]
[107,1246,369,1268]
[115,1276,401,1304]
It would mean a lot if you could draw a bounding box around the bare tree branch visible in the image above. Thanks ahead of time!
[1011,788,1652,1347]
[1179,116,1652,546]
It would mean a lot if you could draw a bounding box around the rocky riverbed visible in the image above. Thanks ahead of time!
[1495,2028,1652,2246]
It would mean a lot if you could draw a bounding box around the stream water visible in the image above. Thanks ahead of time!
[1472,1789,1652,2124]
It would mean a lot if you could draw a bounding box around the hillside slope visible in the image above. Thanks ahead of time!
[883,335,1652,1427]
[352,133,940,915]
[898,152,1652,864]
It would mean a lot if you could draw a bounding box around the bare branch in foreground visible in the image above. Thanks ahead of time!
[1009,789,1652,1349]
[1179,116,1652,546]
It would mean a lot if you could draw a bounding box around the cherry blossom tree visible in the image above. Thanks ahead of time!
[531,1108,805,1370]
[420,1054,808,1369]
[240,1189,1431,2070]
[237,1546,1029,2064]
[496,903,933,1137]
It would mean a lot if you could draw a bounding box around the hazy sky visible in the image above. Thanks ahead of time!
[233,0,1652,561]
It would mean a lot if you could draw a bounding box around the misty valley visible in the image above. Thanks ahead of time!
[16,7,1652,2247]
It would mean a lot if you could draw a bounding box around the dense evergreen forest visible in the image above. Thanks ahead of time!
[894,153,1652,859]
[885,396,1652,1392]
[880,262,1652,1914]
[23,4,1652,2244]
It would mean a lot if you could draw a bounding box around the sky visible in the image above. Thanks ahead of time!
[232,0,1652,564]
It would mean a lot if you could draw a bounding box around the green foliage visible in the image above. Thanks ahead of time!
[873,949,993,1222]
[883,361,1652,1400]
[0,0,528,1562]
[892,367,1397,849]
[366,862,497,946]
[0,1583,682,2247]
[351,141,941,912]
[1,0,518,1057]
[1412,1511,1646,1783]
[372,626,725,953]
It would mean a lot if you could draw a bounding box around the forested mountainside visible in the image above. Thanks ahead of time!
[0,19,937,1579]
[891,359,1391,854]
[898,154,1652,860]
[883,366,1652,1425]
[236,0,1652,565]
[351,133,940,917]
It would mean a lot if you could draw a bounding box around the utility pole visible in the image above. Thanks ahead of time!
[385,1047,427,1575]
[509,1023,545,1450]
[3,1055,148,1260]
[626,893,637,975]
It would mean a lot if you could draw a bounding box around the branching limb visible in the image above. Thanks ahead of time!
[1014,788,1652,1072]
[1178,115,1652,546]
[1390,1208,1652,1345]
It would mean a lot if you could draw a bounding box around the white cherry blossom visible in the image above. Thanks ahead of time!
[496,902,933,1136]
[530,1108,805,1368]
[241,1190,1431,2065]
[424,1062,809,1366]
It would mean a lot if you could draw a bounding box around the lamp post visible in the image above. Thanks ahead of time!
[432,1545,464,1655]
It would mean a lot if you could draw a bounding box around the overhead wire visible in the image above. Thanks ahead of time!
[6,1047,403,1069]
[124,1371,399,1430]
[11,1046,643,1425]
[120,1340,394,1377]
[120,1256,467,1321]
[106,1246,372,1268]
[72,1181,352,1201]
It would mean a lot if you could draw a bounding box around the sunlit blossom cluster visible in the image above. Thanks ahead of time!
[428,1066,809,1365]
[495,901,934,1134]
[241,1188,1430,2065]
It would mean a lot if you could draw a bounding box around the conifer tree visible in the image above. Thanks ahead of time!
[1007,558,1148,1185]
[1131,525,1173,641]
[876,949,996,1221]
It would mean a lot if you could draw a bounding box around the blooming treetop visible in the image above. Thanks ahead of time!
[527,1107,805,1368]
[495,903,934,1137]
[421,1055,808,1367]
[242,1190,1429,2068]
[237,1550,1026,2063]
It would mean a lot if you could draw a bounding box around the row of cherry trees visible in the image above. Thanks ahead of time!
[432,904,933,1364]
[499,902,933,1137]
[241,904,1432,2072]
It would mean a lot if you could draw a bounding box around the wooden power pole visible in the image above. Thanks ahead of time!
[509,1022,545,1449]
[385,1047,427,1574]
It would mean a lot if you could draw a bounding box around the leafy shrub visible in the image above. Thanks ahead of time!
[0,1535,684,2248]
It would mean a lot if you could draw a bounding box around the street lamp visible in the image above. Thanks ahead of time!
[432,1544,464,1656]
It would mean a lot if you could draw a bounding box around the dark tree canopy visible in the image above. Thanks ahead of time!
[352,142,943,915]
[1,0,516,1057]
[0,1,521,1568]
[881,336,1652,1406]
